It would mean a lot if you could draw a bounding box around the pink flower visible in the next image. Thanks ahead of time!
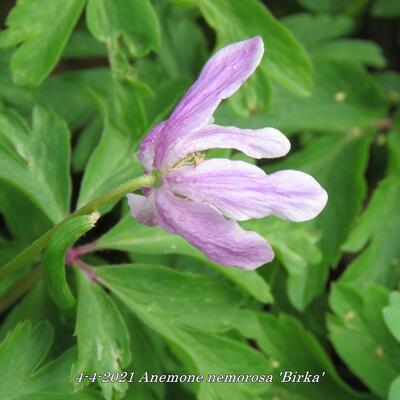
[128,37,327,270]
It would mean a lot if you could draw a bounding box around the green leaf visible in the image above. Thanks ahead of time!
[243,218,322,311]
[389,376,400,400]
[0,321,53,397]
[156,3,208,78]
[63,30,107,59]
[0,106,71,223]
[217,58,387,134]
[0,52,101,131]
[0,237,29,297]
[95,264,246,333]
[86,0,160,57]
[311,39,386,68]
[73,272,131,400]
[387,109,400,176]
[341,177,400,288]
[374,71,400,105]
[0,319,100,400]
[0,183,51,241]
[282,13,355,47]
[120,310,166,400]
[76,81,146,209]
[328,284,400,397]
[372,0,400,17]
[97,215,273,303]
[192,0,313,99]
[383,292,400,342]
[296,0,368,15]
[96,264,269,400]
[254,314,365,399]
[72,117,102,173]
[0,0,86,86]
[0,281,75,356]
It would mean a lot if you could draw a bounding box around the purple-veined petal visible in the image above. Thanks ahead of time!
[164,159,328,222]
[138,121,166,172]
[154,36,264,168]
[161,124,290,170]
[155,188,273,269]
[127,192,158,226]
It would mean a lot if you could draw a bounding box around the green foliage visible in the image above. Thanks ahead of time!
[328,285,400,397]
[0,0,86,86]
[74,272,131,399]
[96,264,269,399]
[0,0,399,399]
[341,177,400,288]
[253,314,365,399]
[0,321,100,399]
[0,106,71,223]
[192,0,313,112]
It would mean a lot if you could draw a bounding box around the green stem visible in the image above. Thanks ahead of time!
[0,264,42,314]
[0,173,157,281]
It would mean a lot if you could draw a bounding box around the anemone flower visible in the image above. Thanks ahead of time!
[127,36,327,270]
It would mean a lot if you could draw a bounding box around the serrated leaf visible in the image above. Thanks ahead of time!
[86,0,160,57]
[341,177,400,288]
[0,321,94,398]
[73,271,131,400]
[0,0,86,86]
[192,0,312,105]
[97,216,273,303]
[95,264,269,400]
[0,321,53,397]
[0,106,71,223]
[0,52,101,131]
[328,284,400,397]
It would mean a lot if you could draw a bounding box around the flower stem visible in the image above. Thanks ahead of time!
[0,173,156,281]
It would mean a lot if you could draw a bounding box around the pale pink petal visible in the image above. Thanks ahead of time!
[161,124,290,170]
[154,37,264,168]
[155,188,273,269]
[127,192,158,226]
[164,159,328,222]
[138,121,166,173]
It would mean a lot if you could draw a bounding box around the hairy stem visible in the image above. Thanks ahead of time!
[0,173,157,281]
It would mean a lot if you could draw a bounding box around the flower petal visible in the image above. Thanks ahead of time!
[138,121,166,172]
[154,36,264,168]
[127,192,158,226]
[155,188,273,269]
[164,159,328,222]
[161,124,290,169]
